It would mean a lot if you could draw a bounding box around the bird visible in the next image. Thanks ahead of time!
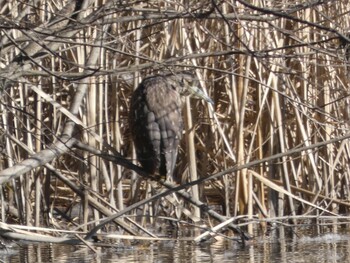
[129,72,213,180]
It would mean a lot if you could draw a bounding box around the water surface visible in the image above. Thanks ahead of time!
[1,227,350,262]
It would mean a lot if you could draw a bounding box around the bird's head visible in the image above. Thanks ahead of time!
[166,72,214,105]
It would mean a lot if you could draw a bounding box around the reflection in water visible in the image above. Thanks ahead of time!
[2,227,350,262]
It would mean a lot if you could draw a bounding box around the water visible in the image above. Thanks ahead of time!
[1,227,350,262]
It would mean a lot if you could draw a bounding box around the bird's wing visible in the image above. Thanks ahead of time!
[155,103,183,179]
[132,78,184,179]
[129,88,161,175]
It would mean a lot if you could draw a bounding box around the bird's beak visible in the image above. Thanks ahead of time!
[188,86,214,105]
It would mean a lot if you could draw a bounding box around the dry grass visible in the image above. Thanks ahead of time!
[0,0,349,242]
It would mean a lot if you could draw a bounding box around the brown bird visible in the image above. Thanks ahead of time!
[129,72,213,180]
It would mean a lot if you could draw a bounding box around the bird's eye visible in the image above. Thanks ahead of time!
[180,77,186,86]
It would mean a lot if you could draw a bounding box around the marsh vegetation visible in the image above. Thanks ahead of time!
[0,0,349,247]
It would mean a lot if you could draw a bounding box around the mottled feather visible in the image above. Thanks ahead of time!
[129,72,211,180]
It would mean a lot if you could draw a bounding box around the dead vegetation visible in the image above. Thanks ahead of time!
[0,0,350,246]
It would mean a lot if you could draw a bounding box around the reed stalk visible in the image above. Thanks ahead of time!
[0,0,349,241]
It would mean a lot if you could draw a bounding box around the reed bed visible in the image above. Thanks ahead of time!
[0,0,349,245]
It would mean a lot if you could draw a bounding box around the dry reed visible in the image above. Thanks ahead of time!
[0,0,349,243]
